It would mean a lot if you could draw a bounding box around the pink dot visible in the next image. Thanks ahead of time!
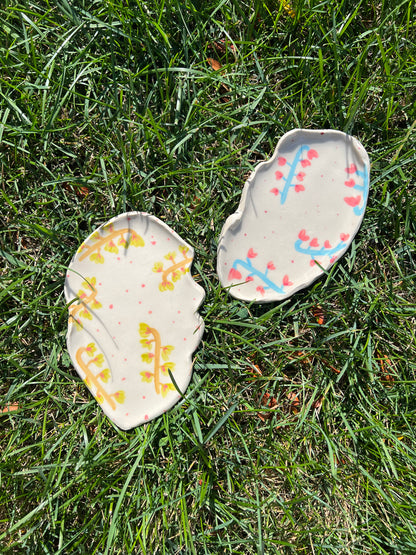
[122,377,126,381]
[172,321,175,324]
[109,304,113,309]
[117,257,120,260]
[125,289,128,293]
[264,210,268,214]
[66,273,70,278]
[141,284,145,288]
[138,301,142,304]
[124,358,127,362]
[144,415,149,421]
[151,241,156,245]
[244,233,247,237]
[129,261,133,264]
[99,282,102,286]
[118,322,121,325]
[96,329,100,332]
[184,338,187,341]
[112,354,115,357]
[178,310,181,314]
[291,260,294,263]
[125,413,129,416]
[148,310,152,314]
[142,395,146,399]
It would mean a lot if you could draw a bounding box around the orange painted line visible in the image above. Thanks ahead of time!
[75,347,116,410]
[147,327,162,395]
[79,228,131,261]
[162,255,192,283]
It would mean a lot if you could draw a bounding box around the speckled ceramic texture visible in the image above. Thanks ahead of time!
[65,212,205,430]
[217,129,370,302]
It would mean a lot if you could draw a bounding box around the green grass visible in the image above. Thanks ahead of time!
[1,0,416,553]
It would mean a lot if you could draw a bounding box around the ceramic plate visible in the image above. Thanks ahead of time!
[64,212,205,430]
[217,129,370,302]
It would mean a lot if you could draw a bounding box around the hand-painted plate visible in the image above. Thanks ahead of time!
[64,212,205,429]
[217,129,370,302]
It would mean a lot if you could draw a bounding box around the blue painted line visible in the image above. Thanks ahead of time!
[280,145,310,205]
[294,239,347,258]
[232,258,285,294]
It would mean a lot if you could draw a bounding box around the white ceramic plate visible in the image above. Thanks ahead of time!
[64,212,205,430]
[217,129,370,302]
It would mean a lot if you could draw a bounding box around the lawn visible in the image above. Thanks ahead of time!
[1,0,416,553]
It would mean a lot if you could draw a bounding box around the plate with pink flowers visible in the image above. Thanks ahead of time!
[64,212,205,429]
[217,129,370,302]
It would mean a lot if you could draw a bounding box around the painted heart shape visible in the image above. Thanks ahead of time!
[298,229,310,242]
[295,184,305,192]
[344,179,355,188]
[270,187,279,196]
[340,233,350,241]
[228,267,242,280]
[300,159,311,168]
[346,163,357,174]
[324,240,332,248]
[307,149,318,160]
[275,171,284,180]
[247,248,258,258]
[344,196,361,207]
[282,275,293,286]
[310,238,319,247]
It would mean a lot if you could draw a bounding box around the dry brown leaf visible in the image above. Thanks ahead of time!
[63,183,89,198]
[312,395,323,410]
[1,403,19,414]
[258,391,278,421]
[207,57,222,71]
[212,39,236,55]
[311,304,325,325]
[286,391,300,413]
[379,353,394,387]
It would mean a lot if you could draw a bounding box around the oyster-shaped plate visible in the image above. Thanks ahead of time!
[64,212,205,430]
[217,129,370,302]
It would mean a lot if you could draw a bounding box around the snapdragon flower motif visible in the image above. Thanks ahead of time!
[78,224,144,264]
[68,277,102,329]
[139,323,176,397]
[152,246,193,292]
[343,163,369,216]
[294,229,349,266]
[228,248,293,296]
[75,343,125,409]
[271,147,319,204]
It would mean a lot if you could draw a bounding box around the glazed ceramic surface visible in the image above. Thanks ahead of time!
[65,212,205,430]
[217,129,370,302]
